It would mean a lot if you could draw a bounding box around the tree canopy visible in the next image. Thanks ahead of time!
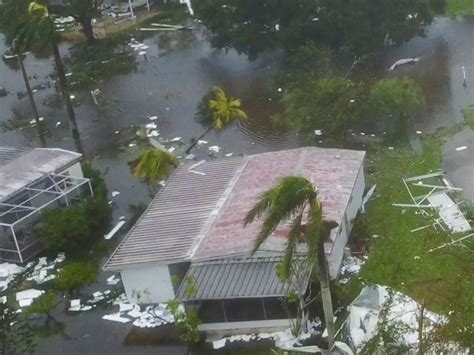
[196,0,445,60]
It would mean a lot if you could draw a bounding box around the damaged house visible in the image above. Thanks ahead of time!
[0,147,92,263]
[104,147,366,334]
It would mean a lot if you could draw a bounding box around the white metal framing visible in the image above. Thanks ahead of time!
[0,173,93,263]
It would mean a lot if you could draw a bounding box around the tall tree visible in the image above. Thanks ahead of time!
[187,86,247,153]
[19,2,83,153]
[130,148,180,184]
[244,176,338,349]
[49,0,102,45]
[196,0,445,60]
[11,38,41,125]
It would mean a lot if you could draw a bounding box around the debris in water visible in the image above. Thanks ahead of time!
[165,107,170,111]
[225,153,234,157]
[456,146,467,151]
[149,116,158,120]
[145,123,157,129]
[389,57,420,71]
[138,51,147,56]
[312,17,319,21]
[388,146,394,150]
[277,87,282,92]
[104,221,126,240]
[56,121,62,127]
[314,130,323,136]
[209,145,220,153]
[128,143,136,147]
[106,275,121,286]
[213,338,227,349]
[350,99,356,103]
[69,94,75,99]
[360,132,366,136]
[170,137,182,142]
[147,130,159,137]
[102,313,131,323]
[275,24,280,31]
[416,130,422,135]
[111,191,120,197]
[197,140,208,145]
[114,130,120,134]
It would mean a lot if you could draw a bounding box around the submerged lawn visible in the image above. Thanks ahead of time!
[358,126,473,347]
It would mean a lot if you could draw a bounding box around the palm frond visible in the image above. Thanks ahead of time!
[280,212,303,278]
[246,176,317,254]
[130,148,180,183]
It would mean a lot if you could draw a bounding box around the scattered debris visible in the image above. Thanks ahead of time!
[16,289,44,307]
[0,263,25,291]
[111,191,120,197]
[346,285,445,351]
[56,121,62,127]
[361,184,377,213]
[455,146,467,151]
[416,130,422,135]
[104,221,126,240]
[170,137,182,142]
[225,152,234,157]
[149,116,158,121]
[102,313,131,323]
[314,130,323,136]
[197,139,208,145]
[209,145,220,153]
[389,57,420,71]
[106,275,121,286]
[185,154,196,160]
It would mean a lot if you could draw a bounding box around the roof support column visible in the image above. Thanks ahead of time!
[261,298,267,320]
[220,300,228,322]
[10,226,23,263]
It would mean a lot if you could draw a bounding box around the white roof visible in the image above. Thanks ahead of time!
[0,147,81,202]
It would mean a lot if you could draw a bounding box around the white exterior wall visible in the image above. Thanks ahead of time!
[327,164,365,279]
[62,162,83,178]
[121,263,175,304]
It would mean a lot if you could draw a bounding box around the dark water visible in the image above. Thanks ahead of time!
[1,16,473,354]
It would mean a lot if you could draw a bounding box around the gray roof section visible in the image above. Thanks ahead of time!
[0,147,81,202]
[104,157,247,270]
[177,256,310,300]
[0,147,30,166]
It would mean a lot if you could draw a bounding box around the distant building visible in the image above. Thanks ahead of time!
[0,147,92,263]
[104,147,365,335]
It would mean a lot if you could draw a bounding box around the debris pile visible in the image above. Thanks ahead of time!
[346,285,445,351]
[26,253,66,285]
[0,263,24,292]
[101,293,175,327]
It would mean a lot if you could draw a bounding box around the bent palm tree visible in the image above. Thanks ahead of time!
[130,148,180,184]
[244,176,336,349]
[20,2,82,153]
[186,86,247,153]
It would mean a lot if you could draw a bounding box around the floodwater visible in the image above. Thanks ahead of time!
[0,15,473,354]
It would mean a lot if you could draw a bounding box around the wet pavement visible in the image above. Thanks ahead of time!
[1,15,473,354]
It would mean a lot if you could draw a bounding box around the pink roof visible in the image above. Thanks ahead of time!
[194,147,365,260]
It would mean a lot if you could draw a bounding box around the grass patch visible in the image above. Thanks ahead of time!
[461,105,474,130]
[445,0,474,16]
[358,125,473,347]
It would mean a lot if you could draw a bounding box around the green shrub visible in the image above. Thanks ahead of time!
[35,197,112,257]
[54,262,97,295]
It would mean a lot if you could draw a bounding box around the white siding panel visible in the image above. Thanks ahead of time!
[121,263,175,304]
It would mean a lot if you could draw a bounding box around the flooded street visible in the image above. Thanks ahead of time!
[1,14,473,354]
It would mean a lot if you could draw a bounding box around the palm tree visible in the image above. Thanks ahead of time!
[244,176,337,349]
[19,2,82,154]
[186,86,247,153]
[11,39,41,126]
[130,148,180,184]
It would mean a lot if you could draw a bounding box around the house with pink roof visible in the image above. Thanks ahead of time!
[104,147,366,334]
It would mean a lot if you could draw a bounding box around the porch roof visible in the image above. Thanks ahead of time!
[177,256,311,301]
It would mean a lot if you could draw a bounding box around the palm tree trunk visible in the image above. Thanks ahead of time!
[318,240,335,350]
[78,16,96,45]
[185,125,214,154]
[18,54,40,123]
[51,41,83,154]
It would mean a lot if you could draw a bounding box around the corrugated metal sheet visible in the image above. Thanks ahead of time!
[177,256,310,300]
[0,147,82,202]
[0,147,30,166]
[104,157,247,270]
